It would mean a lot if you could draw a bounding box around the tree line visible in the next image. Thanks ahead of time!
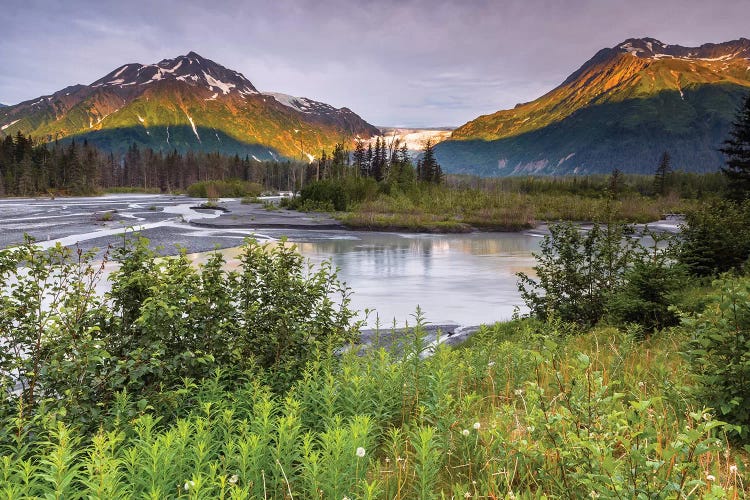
[0,132,444,197]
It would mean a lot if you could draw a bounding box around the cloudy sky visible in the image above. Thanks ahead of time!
[2,0,749,127]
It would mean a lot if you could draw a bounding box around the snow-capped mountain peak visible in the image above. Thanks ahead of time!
[264,92,338,114]
[616,37,750,61]
[90,52,258,96]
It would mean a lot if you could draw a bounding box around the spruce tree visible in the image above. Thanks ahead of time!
[653,151,672,196]
[371,137,383,181]
[353,139,367,177]
[420,139,442,183]
[720,92,750,199]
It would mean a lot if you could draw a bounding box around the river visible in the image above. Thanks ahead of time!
[0,194,541,328]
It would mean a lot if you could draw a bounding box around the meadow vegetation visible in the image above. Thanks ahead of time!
[291,172,725,232]
[1,193,750,496]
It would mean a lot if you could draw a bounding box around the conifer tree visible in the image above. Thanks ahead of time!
[371,137,384,181]
[420,139,442,183]
[653,151,672,196]
[353,139,367,177]
[720,92,750,199]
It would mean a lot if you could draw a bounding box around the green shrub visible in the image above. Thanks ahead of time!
[186,180,263,198]
[607,232,688,334]
[684,274,750,440]
[678,199,750,276]
[0,235,358,426]
[517,221,639,327]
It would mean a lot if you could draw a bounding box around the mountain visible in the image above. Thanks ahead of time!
[0,52,379,160]
[436,38,750,176]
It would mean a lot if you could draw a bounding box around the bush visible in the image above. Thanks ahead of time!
[294,177,380,212]
[607,259,687,334]
[607,232,688,334]
[186,179,263,198]
[517,221,639,327]
[0,235,358,426]
[677,199,750,276]
[684,274,750,440]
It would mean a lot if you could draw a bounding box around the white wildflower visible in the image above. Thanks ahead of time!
[514,389,523,396]
[229,474,238,485]
[184,480,195,491]
[464,492,472,499]
[462,429,470,437]
[356,447,366,458]
[473,422,481,430]
[730,464,738,474]
[706,474,716,482]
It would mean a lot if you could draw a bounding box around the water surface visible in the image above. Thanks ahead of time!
[288,231,540,327]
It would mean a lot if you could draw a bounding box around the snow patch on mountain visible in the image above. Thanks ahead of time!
[203,71,234,94]
[265,92,336,114]
[1,119,20,131]
[186,113,200,142]
[112,65,129,78]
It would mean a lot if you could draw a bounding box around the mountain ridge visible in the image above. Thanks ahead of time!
[437,37,750,175]
[0,52,379,160]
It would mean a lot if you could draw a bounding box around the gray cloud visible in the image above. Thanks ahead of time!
[1,0,749,126]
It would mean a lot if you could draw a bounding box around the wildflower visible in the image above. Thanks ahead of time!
[473,422,481,430]
[706,474,716,482]
[464,492,472,499]
[730,464,738,474]
[343,497,351,500]
[488,361,496,367]
[184,480,195,491]
[514,389,523,396]
[356,447,366,458]
[229,474,239,485]
[589,491,600,499]
[462,429,470,437]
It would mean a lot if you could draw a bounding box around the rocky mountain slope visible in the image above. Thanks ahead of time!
[0,52,379,160]
[436,38,750,175]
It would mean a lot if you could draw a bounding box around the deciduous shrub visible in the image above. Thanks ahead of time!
[0,235,358,426]
[517,221,639,327]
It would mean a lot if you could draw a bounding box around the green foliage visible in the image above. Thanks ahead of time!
[720,91,750,200]
[518,221,639,326]
[607,231,688,334]
[653,151,674,196]
[677,199,750,276]
[0,320,742,498]
[684,274,750,439]
[186,179,263,198]
[293,177,380,212]
[0,235,357,426]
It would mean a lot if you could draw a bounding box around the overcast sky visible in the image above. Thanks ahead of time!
[1,0,749,127]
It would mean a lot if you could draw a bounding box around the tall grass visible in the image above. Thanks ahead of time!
[341,183,697,231]
[0,319,744,498]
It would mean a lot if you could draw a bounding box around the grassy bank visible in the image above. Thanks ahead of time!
[290,175,713,232]
[338,186,696,232]
[0,319,744,498]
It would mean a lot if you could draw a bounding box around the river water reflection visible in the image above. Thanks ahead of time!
[286,231,541,327]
